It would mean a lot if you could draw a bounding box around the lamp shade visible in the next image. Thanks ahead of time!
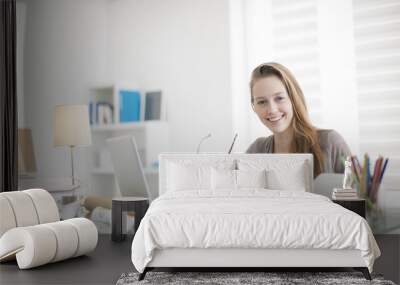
[53,105,92,147]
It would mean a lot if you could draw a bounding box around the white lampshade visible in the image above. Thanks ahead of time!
[53,105,92,147]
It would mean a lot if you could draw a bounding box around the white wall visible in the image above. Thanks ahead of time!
[22,0,108,193]
[21,0,233,195]
[105,0,233,153]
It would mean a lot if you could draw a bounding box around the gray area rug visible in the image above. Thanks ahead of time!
[116,271,396,285]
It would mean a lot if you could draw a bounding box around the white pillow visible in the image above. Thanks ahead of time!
[211,168,236,190]
[236,169,267,189]
[266,167,306,191]
[167,162,211,191]
[211,168,268,190]
[237,159,309,191]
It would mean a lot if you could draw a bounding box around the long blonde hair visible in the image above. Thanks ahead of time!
[250,62,324,177]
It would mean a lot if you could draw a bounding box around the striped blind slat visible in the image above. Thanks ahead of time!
[274,21,318,36]
[359,88,400,105]
[355,20,400,39]
[353,0,400,8]
[272,0,315,15]
[359,105,400,122]
[357,54,400,71]
[354,2,400,21]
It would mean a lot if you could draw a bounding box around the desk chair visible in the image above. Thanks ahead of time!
[106,136,152,200]
[313,173,344,198]
[106,136,152,241]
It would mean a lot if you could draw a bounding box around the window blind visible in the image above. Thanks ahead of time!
[271,0,323,125]
[353,0,400,189]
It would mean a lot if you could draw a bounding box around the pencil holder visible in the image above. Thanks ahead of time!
[350,154,388,218]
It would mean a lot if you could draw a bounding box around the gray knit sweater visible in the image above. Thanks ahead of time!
[246,129,351,174]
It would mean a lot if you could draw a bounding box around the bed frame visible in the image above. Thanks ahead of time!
[137,154,372,281]
[140,248,371,280]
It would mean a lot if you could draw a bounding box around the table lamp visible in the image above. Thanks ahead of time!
[53,105,92,185]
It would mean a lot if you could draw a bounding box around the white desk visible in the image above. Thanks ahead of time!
[18,176,80,219]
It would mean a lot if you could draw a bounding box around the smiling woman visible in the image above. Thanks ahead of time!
[246,63,351,177]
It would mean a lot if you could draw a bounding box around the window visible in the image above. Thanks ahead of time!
[353,0,400,190]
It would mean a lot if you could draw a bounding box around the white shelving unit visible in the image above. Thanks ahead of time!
[88,85,168,198]
[91,122,147,132]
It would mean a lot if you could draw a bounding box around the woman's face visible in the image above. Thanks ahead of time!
[252,76,294,134]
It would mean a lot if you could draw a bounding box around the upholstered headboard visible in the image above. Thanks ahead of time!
[159,153,313,195]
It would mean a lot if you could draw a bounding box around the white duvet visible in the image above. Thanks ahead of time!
[131,189,380,273]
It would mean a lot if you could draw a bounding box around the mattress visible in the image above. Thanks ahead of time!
[131,189,380,273]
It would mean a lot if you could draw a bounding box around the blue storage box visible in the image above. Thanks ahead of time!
[119,90,141,122]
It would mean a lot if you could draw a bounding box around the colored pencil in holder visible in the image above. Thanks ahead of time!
[370,157,382,203]
[379,158,389,183]
[351,156,360,184]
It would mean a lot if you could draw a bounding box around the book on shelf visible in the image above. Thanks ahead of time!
[89,102,93,125]
[332,187,359,200]
[97,105,113,125]
[333,192,358,196]
[87,101,114,125]
[332,196,359,200]
[332,192,358,200]
[333,188,357,193]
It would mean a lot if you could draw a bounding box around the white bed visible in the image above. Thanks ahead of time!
[131,154,380,280]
